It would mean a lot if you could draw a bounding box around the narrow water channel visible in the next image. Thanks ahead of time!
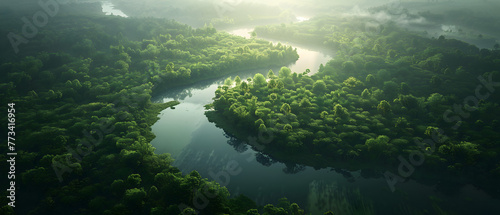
[149,29,500,214]
[149,30,346,212]
[100,3,500,214]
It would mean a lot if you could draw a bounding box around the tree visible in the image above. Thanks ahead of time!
[290,203,304,215]
[233,106,249,119]
[148,186,159,199]
[343,77,363,89]
[333,104,348,118]
[178,67,191,79]
[251,31,257,38]
[452,141,480,164]
[240,82,249,92]
[255,119,265,127]
[124,188,147,208]
[400,82,410,95]
[377,100,391,115]
[180,207,197,215]
[127,174,142,188]
[224,77,233,86]
[255,108,271,118]
[387,49,397,58]
[366,74,376,86]
[268,79,277,89]
[377,69,391,82]
[267,69,276,79]
[342,61,356,72]
[253,73,267,87]
[111,180,126,195]
[263,204,287,215]
[280,103,291,114]
[166,63,174,72]
[430,75,442,87]
[427,93,444,110]
[383,81,399,100]
[299,97,311,108]
[361,88,370,98]
[279,66,292,78]
[398,94,419,109]
[365,135,395,158]
[269,93,278,102]
[247,209,260,215]
[234,76,242,85]
[283,124,293,132]
[312,80,327,94]
[276,80,285,90]
[320,111,329,119]
[424,126,439,137]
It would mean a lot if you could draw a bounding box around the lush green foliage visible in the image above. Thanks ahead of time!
[0,6,302,215]
[209,16,500,196]
[111,0,293,29]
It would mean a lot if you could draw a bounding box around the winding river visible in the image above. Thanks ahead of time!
[101,3,500,214]
[150,30,340,213]
[150,31,500,214]
[149,30,499,214]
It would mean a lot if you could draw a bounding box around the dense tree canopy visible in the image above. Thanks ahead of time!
[209,15,500,199]
[0,5,303,215]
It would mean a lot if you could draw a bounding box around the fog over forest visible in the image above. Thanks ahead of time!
[1,0,500,215]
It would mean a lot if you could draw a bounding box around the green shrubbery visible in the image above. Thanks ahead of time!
[210,15,500,196]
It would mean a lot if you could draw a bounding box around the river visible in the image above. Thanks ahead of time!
[150,30,339,213]
[149,29,499,214]
[101,1,128,17]
[101,3,500,214]
[149,29,500,214]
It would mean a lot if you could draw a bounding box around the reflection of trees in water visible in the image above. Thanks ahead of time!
[308,180,374,215]
[152,79,216,101]
[434,180,463,196]
[359,169,382,179]
[169,88,193,101]
[255,153,277,167]
[151,87,193,102]
[224,133,248,153]
[331,168,355,182]
[153,67,283,102]
[283,163,306,174]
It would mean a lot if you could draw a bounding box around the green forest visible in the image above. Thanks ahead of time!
[208,15,500,198]
[0,4,306,215]
[2,1,500,215]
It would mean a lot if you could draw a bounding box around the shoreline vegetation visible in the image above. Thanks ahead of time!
[1,1,500,214]
[0,4,313,215]
[207,15,500,203]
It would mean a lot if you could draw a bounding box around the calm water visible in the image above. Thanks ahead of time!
[150,32,500,214]
[101,1,128,17]
[101,3,500,214]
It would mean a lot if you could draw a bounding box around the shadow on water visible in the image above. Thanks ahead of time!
[149,26,500,214]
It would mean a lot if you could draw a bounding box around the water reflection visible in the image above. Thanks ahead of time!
[255,153,277,167]
[283,163,307,174]
[227,28,333,75]
[149,27,500,214]
[308,180,374,215]
[101,1,128,17]
[296,16,310,22]
[331,168,356,183]
[225,133,249,153]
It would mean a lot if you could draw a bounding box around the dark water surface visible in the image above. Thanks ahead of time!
[149,23,500,215]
